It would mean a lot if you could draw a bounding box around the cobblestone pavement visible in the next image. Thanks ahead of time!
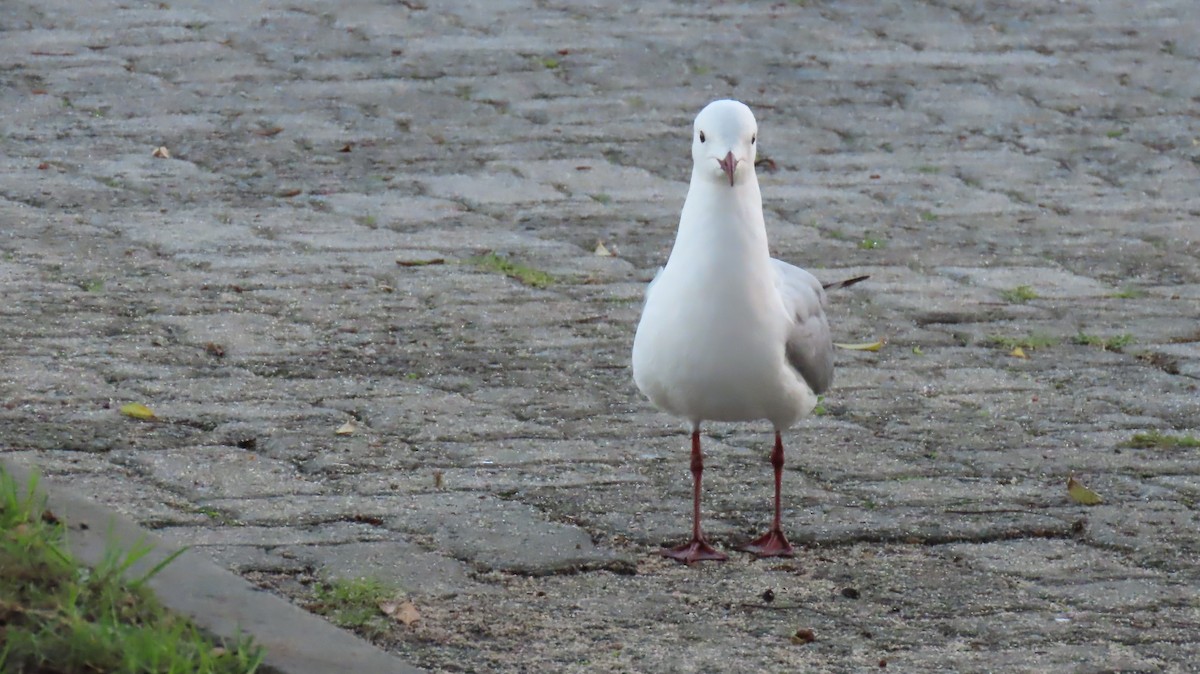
[3,0,1199,671]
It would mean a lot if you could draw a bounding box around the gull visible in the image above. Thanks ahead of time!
[631,99,866,564]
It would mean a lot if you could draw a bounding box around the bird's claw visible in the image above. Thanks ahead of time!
[660,537,728,564]
[740,528,795,558]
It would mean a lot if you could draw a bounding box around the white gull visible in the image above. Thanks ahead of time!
[632,99,865,564]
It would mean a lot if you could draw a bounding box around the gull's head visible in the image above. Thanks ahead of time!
[691,99,758,187]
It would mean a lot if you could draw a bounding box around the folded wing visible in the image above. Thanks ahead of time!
[771,259,834,395]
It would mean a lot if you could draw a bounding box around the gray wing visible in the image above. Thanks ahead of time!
[771,258,835,395]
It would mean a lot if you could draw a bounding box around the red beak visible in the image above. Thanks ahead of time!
[717,151,737,186]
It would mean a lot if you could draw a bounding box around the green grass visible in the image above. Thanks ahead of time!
[80,278,105,293]
[1073,331,1134,351]
[305,576,397,639]
[191,504,239,526]
[916,165,941,174]
[589,193,612,205]
[984,333,1059,350]
[999,285,1038,303]
[1106,129,1125,139]
[0,468,264,673]
[1108,286,1144,299]
[1125,431,1200,449]
[919,211,938,222]
[812,395,826,416]
[858,237,885,250]
[467,252,554,288]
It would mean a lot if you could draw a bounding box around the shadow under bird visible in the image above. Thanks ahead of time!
[632,99,867,564]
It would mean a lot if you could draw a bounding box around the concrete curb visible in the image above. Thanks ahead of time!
[1,458,422,674]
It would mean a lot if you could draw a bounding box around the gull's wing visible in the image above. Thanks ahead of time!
[642,266,665,302]
[771,258,834,395]
[822,274,869,291]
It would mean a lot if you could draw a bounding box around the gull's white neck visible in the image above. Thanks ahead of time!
[666,168,771,275]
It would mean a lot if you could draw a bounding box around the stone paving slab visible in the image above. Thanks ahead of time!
[3,0,1200,671]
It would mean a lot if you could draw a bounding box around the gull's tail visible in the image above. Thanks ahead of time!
[822,275,869,291]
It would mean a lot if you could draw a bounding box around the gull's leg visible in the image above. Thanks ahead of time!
[661,429,727,564]
[740,430,795,558]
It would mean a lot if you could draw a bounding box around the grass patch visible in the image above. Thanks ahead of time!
[1125,431,1200,449]
[916,165,941,174]
[467,252,554,288]
[305,576,398,639]
[984,333,1059,350]
[919,211,938,222]
[1106,129,1125,139]
[0,468,264,673]
[589,193,612,205]
[812,395,826,416]
[1108,286,1144,299]
[1073,331,1134,351]
[858,237,885,250]
[191,505,239,526]
[999,285,1039,303]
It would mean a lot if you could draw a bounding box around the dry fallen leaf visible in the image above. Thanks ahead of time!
[379,599,420,626]
[755,156,779,173]
[254,126,284,137]
[1067,475,1102,505]
[151,146,170,159]
[594,240,614,257]
[834,340,885,352]
[335,419,358,435]
[119,403,158,421]
[433,470,444,489]
[1010,346,1028,359]
[790,627,816,645]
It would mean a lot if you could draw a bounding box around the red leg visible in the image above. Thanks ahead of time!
[661,430,727,564]
[740,430,795,558]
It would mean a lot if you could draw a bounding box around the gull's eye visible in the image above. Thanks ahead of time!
[751,134,756,145]
[699,131,706,143]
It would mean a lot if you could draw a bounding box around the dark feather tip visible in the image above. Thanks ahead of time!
[822,275,870,290]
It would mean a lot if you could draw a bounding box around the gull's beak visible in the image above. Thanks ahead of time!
[717,151,737,186]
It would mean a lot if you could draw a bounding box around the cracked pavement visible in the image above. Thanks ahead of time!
[2,0,1200,671]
